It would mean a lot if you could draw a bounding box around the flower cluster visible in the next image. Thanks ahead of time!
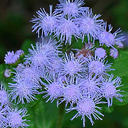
[31,0,124,57]
[0,83,29,128]
[4,50,24,64]
[7,36,123,127]
[2,0,125,127]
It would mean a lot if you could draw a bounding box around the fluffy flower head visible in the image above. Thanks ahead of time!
[9,77,40,104]
[86,56,112,76]
[95,48,106,58]
[0,105,8,127]
[31,5,58,37]
[7,108,29,128]
[99,24,125,47]
[25,38,60,70]
[55,0,88,17]
[61,52,85,77]
[67,95,104,127]
[101,74,123,107]
[55,17,79,45]
[42,76,64,103]
[4,51,19,64]
[75,9,103,41]
[110,48,118,59]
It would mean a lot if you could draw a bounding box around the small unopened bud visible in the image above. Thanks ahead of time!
[15,50,24,56]
[4,69,12,78]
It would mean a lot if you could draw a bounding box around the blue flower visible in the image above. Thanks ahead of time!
[67,95,105,127]
[31,5,59,37]
[4,51,19,64]
[61,52,85,77]
[15,50,24,56]
[55,17,80,45]
[7,108,29,128]
[79,75,101,97]
[98,24,125,48]
[95,48,106,59]
[86,55,112,76]
[0,105,9,128]
[41,75,64,103]
[101,74,123,107]
[75,9,104,42]
[55,0,88,17]
[0,83,9,106]
[58,76,81,107]
[9,76,41,104]
[110,48,118,59]
[25,38,60,70]
[14,64,41,83]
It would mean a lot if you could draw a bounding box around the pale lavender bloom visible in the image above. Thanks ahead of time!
[31,5,58,37]
[9,77,41,104]
[100,74,123,107]
[25,38,60,70]
[15,63,25,72]
[14,64,41,83]
[61,52,85,77]
[4,69,12,78]
[95,48,106,58]
[86,56,112,76]
[0,90,8,106]
[48,58,63,75]
[0,105,9,128]
[99,24,125,48]
[55,0,88,17]
[55,17,80,45]
[4,51,19,64]
[63,84,81,106]
[15,50,24,56]
[110,48,118,59]
[41,75,64,103]
[79,75,101,97]
[75,9,104,42]
[7,108,29,128]
[67,95,105,127]
[0,84,9,106]
[58,76,81,107]
[115,41,124,48]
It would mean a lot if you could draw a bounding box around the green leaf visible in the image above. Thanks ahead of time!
[25,99,58,128]
[102,105,114,113]
[21,39,35,54]
[109,50,128,106]
[110,50,128,77]
[71,39,83,49]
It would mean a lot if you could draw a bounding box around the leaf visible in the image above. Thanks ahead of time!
[109,50,128,106]
[71,39,83,49]
[102,105,114,113]
[110,50,128,77]
[21,39,35,54]
[25,99,58,128]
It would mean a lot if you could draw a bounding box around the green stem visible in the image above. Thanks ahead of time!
[56,102,65,128]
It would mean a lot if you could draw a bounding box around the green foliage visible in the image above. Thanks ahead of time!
[110,0,128,31]
[21,39,35,54]
[26,100,58,128]
[110,50,128,106]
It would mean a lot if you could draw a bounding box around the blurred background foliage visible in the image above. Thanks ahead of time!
[0,0,128,128]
